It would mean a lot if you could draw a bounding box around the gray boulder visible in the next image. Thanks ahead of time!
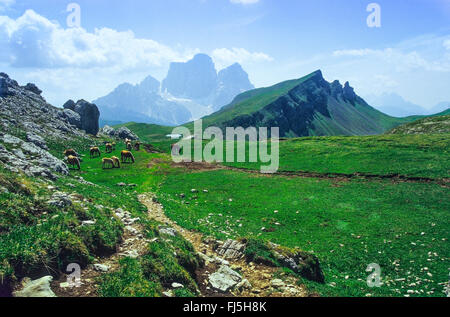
[48,191,73,208]
[61,109,82,129]
[62,99,76,111]
[216,239,246,260]
[100,125,115,136]
[115,127,138,140]
[13,276,56,297]
[209,265,242,293]
[74,100,100,135]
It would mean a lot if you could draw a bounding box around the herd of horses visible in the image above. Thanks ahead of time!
[64,138,141,170]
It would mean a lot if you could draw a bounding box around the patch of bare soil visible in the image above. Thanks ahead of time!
[152,158,448,186]
[139,194,308,298]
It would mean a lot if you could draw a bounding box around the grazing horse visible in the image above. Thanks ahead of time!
[90,147,101,158]
[64,149,77,157]
[125,138,131,145]
[126,141,132,151]
[105,143,113,153]
[102,158,115,169]
[121,150,135,163]
[112,142,116,151]
[111,156,121,168]
[134,142,141,151]
[67,155,81,170]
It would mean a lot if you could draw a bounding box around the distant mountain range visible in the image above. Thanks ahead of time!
[94,54,254,126]
[196,70,430,137]
[364,93,449,118]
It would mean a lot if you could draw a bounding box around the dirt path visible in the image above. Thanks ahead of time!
[162,159,449,187]
[139,193,308,297]
[51,208,153,297]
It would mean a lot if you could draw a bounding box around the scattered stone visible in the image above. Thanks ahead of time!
[209,265,242,293]
[216,239,246,260]
[13,276,56,297]
[159,226,178,237]
[47,191,72,208]
[172,283,184,289]
[93,264,110,272]
[81,220,96,226]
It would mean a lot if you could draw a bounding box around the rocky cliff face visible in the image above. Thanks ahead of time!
[162,54,218,100]
[214,63,254,111]
[95,54,254,126]
[0,73,94,179]
[211,70,399,137]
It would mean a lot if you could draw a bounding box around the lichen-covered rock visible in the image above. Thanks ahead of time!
[26,132,48,150]
[115,126,139,140]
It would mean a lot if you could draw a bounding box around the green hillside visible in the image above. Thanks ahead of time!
[187,70,418,137]
[389,112,450,135]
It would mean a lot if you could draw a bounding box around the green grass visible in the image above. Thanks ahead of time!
[156,169,449,297]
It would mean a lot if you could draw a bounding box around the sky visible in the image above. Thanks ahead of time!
[0,0,449,109]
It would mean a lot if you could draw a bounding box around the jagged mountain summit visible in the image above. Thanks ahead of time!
[199,70,416,137]
[94,54,254,126]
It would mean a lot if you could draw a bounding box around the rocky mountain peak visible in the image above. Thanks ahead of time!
[162,53,218,99]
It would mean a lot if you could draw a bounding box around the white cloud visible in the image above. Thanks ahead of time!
[0,10,196,70]
[332,46,450,72]
[212,47,273,69]
[230,0,260,4]
[0,0,14,11]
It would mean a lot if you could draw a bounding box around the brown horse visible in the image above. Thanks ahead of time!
[67,155,81,170]
[90,147,101,158]
[105,143,113,153]
[64,149,77,157]
[121,150,135,163]
[111,156,121,168]
[134,142,141,151]
[112,142,116,151]
[102,158,115,169]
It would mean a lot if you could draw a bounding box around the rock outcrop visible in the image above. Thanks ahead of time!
[62,99,100,135]
[0,73,92,179]
[100,125,139,141]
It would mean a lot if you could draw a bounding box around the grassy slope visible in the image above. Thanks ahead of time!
[156,170,449,297]
[0,133,199,297]
[389,114,450,135]
[222,134,450,179]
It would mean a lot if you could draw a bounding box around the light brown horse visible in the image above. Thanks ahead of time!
[111,156,121,168]
[121,150,135,163]
[105,143,113,153]
[67,155,81,170]
[102,158,115,169]
[90,147,101,158]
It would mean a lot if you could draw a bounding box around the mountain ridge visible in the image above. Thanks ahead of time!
[94,54,254,126]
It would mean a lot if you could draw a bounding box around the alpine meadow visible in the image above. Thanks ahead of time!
[0,0,449,306]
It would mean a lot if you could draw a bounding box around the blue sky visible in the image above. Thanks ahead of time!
[0,0,449,109]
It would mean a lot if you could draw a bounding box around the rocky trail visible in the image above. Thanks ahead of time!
[138,194,308,298]
[51,207,152,297]
[43,192,308,298]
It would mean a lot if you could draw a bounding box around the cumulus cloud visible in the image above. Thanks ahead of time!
[0,10,195,70]
[212,47,273,69]
[230,0,260,4]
